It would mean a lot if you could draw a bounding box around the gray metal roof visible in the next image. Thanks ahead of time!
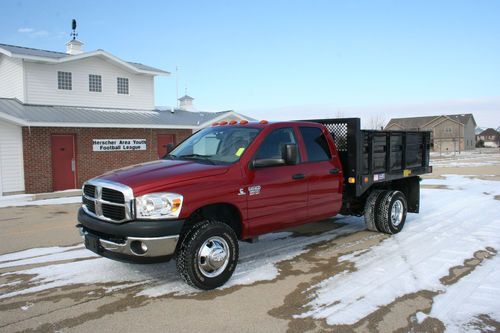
[386,114,475,130]
[0,43,168,74]
[0,98,247,128]
[0,43,67,59]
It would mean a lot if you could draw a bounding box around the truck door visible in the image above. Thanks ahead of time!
[298,126,343,220]
[246,127,308,236]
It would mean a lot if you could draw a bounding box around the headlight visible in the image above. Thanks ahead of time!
[135,193,183,219]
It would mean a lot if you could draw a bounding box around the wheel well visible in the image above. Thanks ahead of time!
[342,176,421,215]
[184,203,243,239]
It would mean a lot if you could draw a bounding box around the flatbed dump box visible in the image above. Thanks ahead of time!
[306,118,432,214]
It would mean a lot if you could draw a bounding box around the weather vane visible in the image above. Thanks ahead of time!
[71,19,78,40]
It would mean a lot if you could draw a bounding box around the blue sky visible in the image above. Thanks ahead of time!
[1,0,499,125]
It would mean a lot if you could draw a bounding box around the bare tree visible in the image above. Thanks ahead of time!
[368,114,387,130]
[335,109,345,119]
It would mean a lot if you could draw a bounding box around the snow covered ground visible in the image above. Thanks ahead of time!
[297,175,500,331]
[1,175,499,331]
[430,150,500,168]
[0,194,81,208]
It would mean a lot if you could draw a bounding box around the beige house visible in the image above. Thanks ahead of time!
[385,114,477,153]
[476,128,500,148]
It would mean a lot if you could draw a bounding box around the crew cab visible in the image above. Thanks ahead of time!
[77,118,431,289]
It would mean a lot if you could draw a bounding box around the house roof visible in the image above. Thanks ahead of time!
[386,114,476,130]
[386,116,436,130]
[0,43,169,76]
[178,95,194,101]
[477,128,499,137]
[0,98,252,129]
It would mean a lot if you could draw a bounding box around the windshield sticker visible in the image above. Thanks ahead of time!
[235,147,245,157]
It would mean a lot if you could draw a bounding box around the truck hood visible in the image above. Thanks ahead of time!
[96,159,230,195]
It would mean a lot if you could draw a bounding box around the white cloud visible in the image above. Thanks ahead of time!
[17,27,50,38]
[17,27,35,33]
[31,30,49,37]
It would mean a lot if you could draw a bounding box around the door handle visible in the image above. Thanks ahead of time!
[329,168,339,174]
[292,173,305,180]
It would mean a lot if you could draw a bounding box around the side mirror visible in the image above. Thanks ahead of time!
[283,144,299,165]
[166,143,174,153]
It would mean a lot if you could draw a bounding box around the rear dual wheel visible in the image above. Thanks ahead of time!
[364,190,407,234]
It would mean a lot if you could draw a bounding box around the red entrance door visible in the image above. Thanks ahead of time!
[157,134,175,158]
[51,135,76,191]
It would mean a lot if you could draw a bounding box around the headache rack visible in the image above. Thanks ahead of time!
[304,118,432,201]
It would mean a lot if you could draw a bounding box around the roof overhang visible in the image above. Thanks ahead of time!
[0,47,169,76]
[0,112,198,129]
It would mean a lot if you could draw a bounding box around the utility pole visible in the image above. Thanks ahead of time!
[175,66,179,108]
[458,122,461,154]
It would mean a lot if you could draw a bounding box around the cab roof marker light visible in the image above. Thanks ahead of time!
[259,120,269,124]
[219,121,228,126]
[212,122,219,126]
[229,120,238,125]
[240,120,249,125]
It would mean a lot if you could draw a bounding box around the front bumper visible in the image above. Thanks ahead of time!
[77,208,184,264]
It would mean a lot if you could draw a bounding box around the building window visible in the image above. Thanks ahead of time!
[58,71,72,90]
[117,77,129,94]
[89,74,102,92]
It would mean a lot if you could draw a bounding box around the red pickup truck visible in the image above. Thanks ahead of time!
[78,118,431,289]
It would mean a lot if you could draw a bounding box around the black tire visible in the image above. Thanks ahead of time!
[364,190,385,232]
[176,220,239,290]
[375,190,407,234]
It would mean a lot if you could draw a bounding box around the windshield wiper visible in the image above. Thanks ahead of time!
[178,154,217,165]
[163,154,177,160]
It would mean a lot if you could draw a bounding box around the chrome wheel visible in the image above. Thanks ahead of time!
[197,236,230,278]
[391,200,404,227]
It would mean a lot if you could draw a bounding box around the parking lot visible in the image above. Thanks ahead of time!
[1,151,499,332]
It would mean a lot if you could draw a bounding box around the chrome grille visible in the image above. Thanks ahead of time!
[101,188,125,204]
[82,196,96,214]
[83,184,96,198]
[82,180,134,223]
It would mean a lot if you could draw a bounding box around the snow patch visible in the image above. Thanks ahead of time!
[0,196,81,208]
[297,175,500,327]
[0,220,363,299]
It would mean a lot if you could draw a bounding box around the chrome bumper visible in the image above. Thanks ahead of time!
[78,227,179,258]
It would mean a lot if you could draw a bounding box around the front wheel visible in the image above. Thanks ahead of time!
[176,220,239,290]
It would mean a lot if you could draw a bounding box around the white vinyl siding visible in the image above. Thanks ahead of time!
[0,55,24,101]
[24,57,155,109]
[0,121,25,195]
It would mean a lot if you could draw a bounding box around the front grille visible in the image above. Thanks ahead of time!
[82,181,132,223]
[102,204,126,221]
[101,188,125,203]
[83,196,96,213]
[83,184,96,198]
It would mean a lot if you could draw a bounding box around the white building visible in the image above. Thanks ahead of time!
[0,40,250,195]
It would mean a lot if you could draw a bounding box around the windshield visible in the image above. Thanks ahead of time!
[166,126,260,165]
